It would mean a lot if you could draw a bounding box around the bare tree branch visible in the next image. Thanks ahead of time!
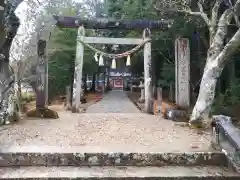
[210,0,223,40]
[153,0,210,26]
[207,8,233,59]
[215,28,240,68]
[196,1,210,26]
[234,0,240,27]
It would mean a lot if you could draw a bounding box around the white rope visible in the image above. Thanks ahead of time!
[78,38,151,59]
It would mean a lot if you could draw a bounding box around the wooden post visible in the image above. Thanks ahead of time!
[26,25,58,119]
[143,29,153,113]
[72,26,85,113]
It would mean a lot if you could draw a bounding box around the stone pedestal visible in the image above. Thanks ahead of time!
[175,38,190,108]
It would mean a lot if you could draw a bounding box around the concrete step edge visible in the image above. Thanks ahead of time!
[0,148,227,167]
[0,165,239,179]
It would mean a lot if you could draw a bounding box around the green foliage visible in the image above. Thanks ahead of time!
[46,0,209,99]
[105,0,198,88]
[212,78,240,116]
[157,61,175,87]
[48,50,74,97]
[21,92,36,102]
[129,52,144,75]
[47,5,98,99]
[216,79,240,105]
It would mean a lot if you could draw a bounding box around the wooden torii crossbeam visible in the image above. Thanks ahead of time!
[54,16,173,30]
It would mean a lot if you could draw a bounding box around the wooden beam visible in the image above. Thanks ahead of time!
[54,16,173,30]
[82,37,145,45]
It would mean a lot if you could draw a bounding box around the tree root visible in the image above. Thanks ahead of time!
[8,111,22,122]
[189,121,205,129]
[26,107,59,119]
[175,122,207,129]
[189,117,212,129]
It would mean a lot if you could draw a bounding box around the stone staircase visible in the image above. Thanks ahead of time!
[0,146,239,179]
[0,115,239,179]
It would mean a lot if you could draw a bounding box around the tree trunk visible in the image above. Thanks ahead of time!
[0,0,20,125]
[0,8,5,46]
[190,28,240,125]
[190,59,222,123]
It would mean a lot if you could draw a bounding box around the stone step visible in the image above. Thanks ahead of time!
[0,166,239,179]
[0,146,228,167]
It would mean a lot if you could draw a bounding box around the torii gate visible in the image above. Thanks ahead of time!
[43,16,173,114]
[34,16,191,115]
[59,17,174,113]
[72,26,152,113]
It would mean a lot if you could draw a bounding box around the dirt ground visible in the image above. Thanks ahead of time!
[0,91,213,153]
[23,92,102,112]
[0,112,212,152]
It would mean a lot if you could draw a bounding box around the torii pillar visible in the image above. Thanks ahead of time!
[143,29,153,113]
[72,26,85,113]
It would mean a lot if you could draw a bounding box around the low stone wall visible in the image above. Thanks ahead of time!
[211,115,240,173]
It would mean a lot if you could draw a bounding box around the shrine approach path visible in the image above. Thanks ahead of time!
[0,91,212,152]
[86,91,140,113]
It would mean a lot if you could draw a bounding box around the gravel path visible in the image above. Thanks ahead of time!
[0,91,212,152]
[0,112,212,152]
[86,91,140,113]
